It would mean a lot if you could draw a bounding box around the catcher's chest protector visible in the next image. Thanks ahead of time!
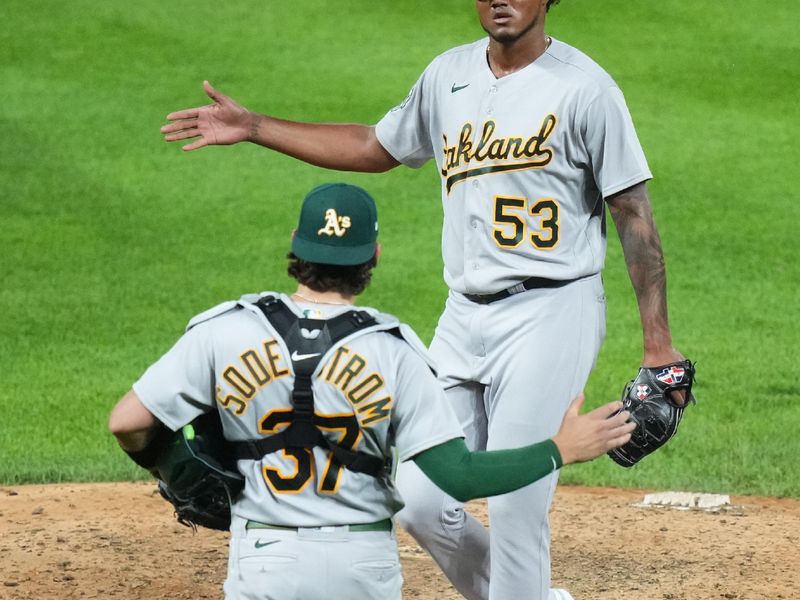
[231,296,386,476]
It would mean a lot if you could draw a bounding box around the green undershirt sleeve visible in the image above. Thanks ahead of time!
[412,437,564,502]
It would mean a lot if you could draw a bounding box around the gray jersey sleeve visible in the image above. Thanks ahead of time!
[375,68,435,168]
[581,86,652,198]
[389,343,464,462]
[132,323,215,431]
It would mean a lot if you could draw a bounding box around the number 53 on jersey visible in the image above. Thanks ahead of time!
[492,195,560,250]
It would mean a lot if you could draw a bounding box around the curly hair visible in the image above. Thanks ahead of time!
[286,253,378,297]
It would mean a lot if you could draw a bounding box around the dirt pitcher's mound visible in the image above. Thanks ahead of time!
[1,483,798,599]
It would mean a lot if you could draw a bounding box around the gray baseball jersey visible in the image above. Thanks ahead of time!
[376,37,652,294]
[133,293,463,527]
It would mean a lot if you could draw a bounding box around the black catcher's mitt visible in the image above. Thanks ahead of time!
[155,411,244,531]
[607,359,696,467]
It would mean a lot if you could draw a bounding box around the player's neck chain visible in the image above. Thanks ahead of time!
[291,292,350,306]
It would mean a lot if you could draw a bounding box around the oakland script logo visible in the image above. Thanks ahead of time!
[441,114,557,193]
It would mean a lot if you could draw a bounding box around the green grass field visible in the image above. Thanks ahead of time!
[2,0,798,496]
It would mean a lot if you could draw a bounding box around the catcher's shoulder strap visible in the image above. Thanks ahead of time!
[231,295,387,476]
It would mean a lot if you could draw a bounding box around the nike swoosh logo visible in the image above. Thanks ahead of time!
[291,351,321,361]
[451,83,470,93]
[255,539,280,549]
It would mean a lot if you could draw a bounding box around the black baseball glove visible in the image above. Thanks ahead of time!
[158,472,239,532]
[607,359,696,467]
[121,411,243,531]
[154,412,244,531]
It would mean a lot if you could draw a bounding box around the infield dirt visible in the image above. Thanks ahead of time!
[1,482,798,599]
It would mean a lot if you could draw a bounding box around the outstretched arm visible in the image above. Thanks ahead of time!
[160,81,400,173]
[413,394,634,502]
[607,182,686,373]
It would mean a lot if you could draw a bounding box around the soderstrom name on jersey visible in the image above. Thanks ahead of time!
[215,336,393,428]
[441,113,557,193]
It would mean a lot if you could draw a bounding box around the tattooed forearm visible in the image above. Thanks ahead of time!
[607,182,672,352]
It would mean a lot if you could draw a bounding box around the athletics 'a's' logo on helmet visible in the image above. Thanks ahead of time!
[656,366,686,385]
[635,384,651,400]
[317,209,352,238]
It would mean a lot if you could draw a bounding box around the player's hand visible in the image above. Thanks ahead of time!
[161,81,254,151]
[643,346,689,406]
[552,393,636,465]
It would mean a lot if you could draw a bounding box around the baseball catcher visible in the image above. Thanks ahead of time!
[608,359,696,467]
